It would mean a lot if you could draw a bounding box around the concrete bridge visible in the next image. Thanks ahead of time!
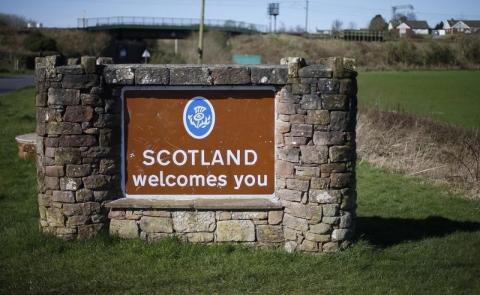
[78,16,266,39]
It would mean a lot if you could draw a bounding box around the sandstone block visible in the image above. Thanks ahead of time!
[295,166,320,177]
[305,232,330,243]
[216,220,255,242]
[276,121,291,134]
[78,223,103,239]
[309,223,332,234]
[268,210,283,225]
[290,124,313,137]
[110,219,138,239]
[47,122,82,135]
[310,177,329,190]
[75,188,93,202]
[66,164,91,177]
[313,131,346,146]
[300,146,328,164]
[139,216,173,233]
[322,204,339,217]
[185,232,214,243]
[231,211,267,220]
[322,95,348,110]
[81,56,97,74]
[332,229,351,241]
[298,65,332,78]
[64,106,94,122]
[283,213,308,232]
[330,111,352,131]
[286,179,309,191]
[47,88,80,106]
[135,67,169,85]
[172,211,215,233]
[170,67,210,85]
[310,190,341,204]
[83,175,110,190]
[277,102,296,115]
[305,110,330,125]
[329,145,353,162]
[52,190,75,203]
[299,239,318,252]
[45,166,64,177]
[277,147,299,162]
[277,189,302,202]
[211,66,250,84]
[59,135,97,147]
[104,66,135,84]
[275,160,295,177]
[330,173,352,188]
[256,225,283,242]
[322,241,339,252]
[251,67,288,84]
[318,79,339,94]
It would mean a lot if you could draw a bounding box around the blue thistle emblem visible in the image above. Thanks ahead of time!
[183,97,215,139]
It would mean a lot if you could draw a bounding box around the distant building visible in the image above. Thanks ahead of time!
[444,20,480,34]
[388,20,430,37]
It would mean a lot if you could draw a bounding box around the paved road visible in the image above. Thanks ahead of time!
[0,75,35,95]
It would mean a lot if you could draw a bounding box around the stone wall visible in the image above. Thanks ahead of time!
[35,55,357,252]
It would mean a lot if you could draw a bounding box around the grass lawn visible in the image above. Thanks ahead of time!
[1,88,480,294]
[358,71,480,129]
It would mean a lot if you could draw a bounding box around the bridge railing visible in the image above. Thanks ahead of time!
[77,16,266,32]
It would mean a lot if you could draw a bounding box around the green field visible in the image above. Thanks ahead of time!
[1,88,480,293]
[358,71,480,129]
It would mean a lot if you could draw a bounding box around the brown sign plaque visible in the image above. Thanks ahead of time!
[122,88,275,199]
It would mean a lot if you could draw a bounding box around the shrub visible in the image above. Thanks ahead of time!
[23,32,57,53]
[426,42,455,66]
[386,40,421,66]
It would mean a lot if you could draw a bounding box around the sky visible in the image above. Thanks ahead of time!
[1,0,480,32]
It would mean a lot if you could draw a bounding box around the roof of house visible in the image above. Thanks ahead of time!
[462,20,480,28]
[402,20,430,30]
[446,19,457,26]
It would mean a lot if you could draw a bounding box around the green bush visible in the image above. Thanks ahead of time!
[426,42,455,66]
[386,40,421,66]
[23,32,57,53]
[458,36,480,64]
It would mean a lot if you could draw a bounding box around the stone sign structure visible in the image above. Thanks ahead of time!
[35,55,357,252]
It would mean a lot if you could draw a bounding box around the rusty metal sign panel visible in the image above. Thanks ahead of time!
[122,87,275,199]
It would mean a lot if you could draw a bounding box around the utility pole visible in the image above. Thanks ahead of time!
[305,0,309,33]
[198,0,205,64]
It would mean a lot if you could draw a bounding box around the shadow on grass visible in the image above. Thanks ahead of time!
[356,216,480,248]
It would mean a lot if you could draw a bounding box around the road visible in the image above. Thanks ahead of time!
[0,75,35,95]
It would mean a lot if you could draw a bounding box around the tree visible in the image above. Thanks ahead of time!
[369,14,387,31]
[23,32,57,54]
[434,21,444,30]
[0,13,28,28]
[331,19,343,32]
[348,22,357,30]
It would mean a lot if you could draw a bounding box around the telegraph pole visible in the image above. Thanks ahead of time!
[305,0,309,33]
[198,0,205,64]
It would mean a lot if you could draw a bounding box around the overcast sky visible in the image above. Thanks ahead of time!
[1,0,480,31]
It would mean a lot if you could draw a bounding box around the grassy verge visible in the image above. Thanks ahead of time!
[1,88,479,294]
[358,70,480,129]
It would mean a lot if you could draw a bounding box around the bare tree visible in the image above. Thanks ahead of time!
[331,19,343,33]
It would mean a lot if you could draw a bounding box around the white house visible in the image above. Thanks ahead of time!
[389,20,430,36]
[452,20,480,34]
[444,19,480,34]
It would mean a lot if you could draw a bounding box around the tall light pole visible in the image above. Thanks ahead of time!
[305,0,309,33]
[198,0,205,64]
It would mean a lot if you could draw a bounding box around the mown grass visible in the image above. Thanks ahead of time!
[358,70,480,129]
[1,88,480,294]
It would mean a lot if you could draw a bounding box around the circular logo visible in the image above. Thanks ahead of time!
[183,96,215,139]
